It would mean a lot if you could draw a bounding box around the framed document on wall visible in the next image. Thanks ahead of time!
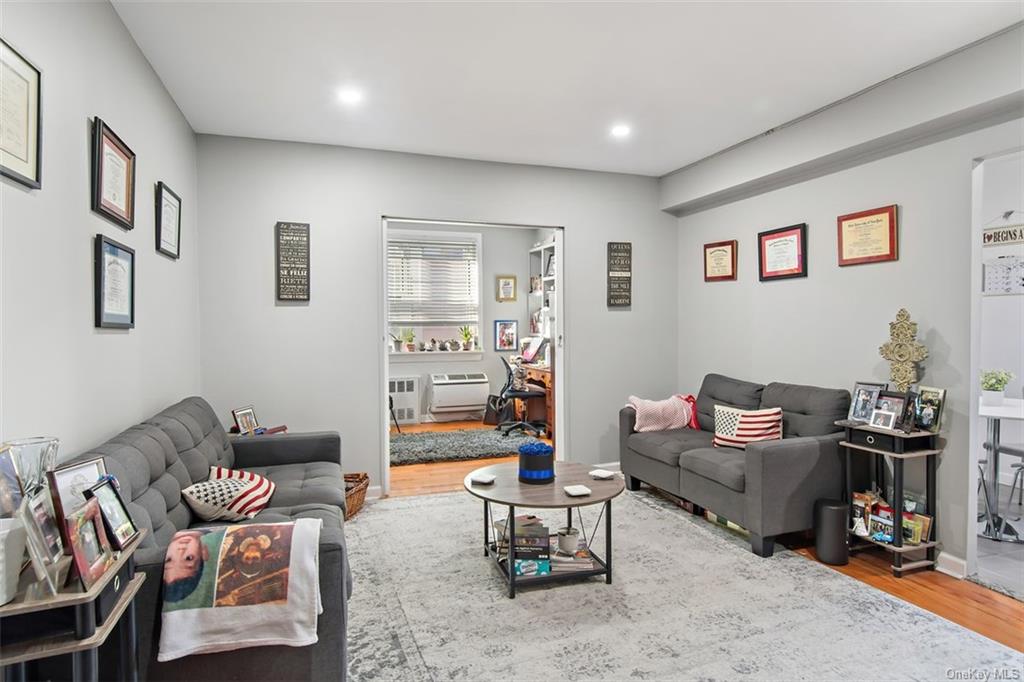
[94,234,135,329]
[155,181,182,259]
[758,223,807,281]
[703,240,737,281]
[0,39,42,189]
[837,204,898,266]
[91,118,136,230]
[276,221,310,301]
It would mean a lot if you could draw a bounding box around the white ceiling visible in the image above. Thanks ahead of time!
[112,1,1022,177]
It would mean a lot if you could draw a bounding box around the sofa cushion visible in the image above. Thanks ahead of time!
[627,429,714,466]
[680,447,746,492]
[695,374,765,432]
[760,382,850,437]
[245,461,348,510]
[144,397,234,485]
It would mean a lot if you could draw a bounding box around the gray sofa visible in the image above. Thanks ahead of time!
[69,397,352,681]
[620,374,850,557]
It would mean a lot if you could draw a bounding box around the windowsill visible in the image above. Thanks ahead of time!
[389,351,484,362]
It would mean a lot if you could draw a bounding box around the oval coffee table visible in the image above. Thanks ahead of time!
[463,461,624,598]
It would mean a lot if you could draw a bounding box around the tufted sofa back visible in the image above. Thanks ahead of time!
[70,396,233,564]
[759,382,850,437]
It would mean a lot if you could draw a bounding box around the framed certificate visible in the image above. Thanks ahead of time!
[837,204,897,266]
[758,223,807,281]
[94,234,135,329]
[155,181,182,259]
[703,240,737,281]
[91,118,136,230]
[0,39,42,189]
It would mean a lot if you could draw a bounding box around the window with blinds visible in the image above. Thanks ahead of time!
[387,234,480,324]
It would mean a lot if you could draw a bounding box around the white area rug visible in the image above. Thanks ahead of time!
[345,490,1021,681]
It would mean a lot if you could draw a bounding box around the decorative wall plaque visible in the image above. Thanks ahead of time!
[275,222,310,301]
[878,308,928,392]
[607,242,632,307]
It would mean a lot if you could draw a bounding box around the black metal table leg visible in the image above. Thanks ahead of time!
[926,453,937,563]
[72,602,98,682]
[484,501,490,557]
[892,457,904,576]
[605,500,612,584]
[508,505,516,599]
[119,598,139,682]
[566,507,572,530]
[2,662,27,682]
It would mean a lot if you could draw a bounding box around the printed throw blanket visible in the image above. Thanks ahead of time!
[158,519,323,661]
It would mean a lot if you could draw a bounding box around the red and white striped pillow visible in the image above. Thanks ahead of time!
[712,405,783,449]
[181,466,276,521]
[627,394,698,432]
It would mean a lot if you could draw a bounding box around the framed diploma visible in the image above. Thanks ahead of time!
[155,181,182,259]
[758,223,807,281]
[90,118,136,230]
[94,234,135,329]
[703,240,737,282]
[0,38,42,189]
[837,204,898,266]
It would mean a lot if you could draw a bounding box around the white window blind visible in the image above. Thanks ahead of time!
[388,235,480,324]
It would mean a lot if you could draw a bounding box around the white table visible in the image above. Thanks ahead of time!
[979,397,1024,543]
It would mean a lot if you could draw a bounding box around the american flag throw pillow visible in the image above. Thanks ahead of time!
[712,405,783,449]
[181,466,276,521]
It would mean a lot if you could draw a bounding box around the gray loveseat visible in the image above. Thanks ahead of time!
[620,374,850,557]
[68,397,352,681]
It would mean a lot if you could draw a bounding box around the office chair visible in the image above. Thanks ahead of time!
[389,395,401,433]
[496,356,547,437]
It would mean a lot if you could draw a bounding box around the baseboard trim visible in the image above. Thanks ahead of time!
[595,460,621,470]
[936,551,967,579]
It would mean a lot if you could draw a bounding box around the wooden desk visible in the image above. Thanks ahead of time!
[522,364,554,440]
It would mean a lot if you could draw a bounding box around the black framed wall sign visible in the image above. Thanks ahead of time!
[94,234,135,329]
[90,118,136,230]
[607,241,632,307]
[155,181,182,259]
[275,221,310,301]
[0,38,42,189]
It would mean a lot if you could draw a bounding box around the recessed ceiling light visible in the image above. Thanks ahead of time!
[610,124,631,139]
[337,87,364,106]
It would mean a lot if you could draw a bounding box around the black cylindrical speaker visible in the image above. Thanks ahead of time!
[814,498,849,566]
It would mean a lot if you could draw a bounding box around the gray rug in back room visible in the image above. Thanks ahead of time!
[345,489,1021,681]
[389,428,538,465]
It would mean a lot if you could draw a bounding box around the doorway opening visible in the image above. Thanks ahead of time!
[378,217,566,498]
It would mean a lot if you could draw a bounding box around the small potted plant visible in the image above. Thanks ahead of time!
[401,328,416,352]
[458,326,475,351]
[447,338,461,351]
[981,369,1015,406]
[428,338,438,352]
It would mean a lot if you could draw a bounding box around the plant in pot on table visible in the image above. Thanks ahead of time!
[459,326,475,351]
[981,369,1015,406]
[401,328,416,352]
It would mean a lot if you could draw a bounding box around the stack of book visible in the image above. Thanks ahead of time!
[548,536,595,573]
[493,515,551,576]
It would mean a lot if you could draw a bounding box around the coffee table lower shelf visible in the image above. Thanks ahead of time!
[485,542,610,589]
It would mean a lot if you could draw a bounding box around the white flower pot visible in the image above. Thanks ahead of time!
[981,390,1005,407]
[0,518,27,605]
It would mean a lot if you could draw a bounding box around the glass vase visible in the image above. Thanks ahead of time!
[3,437,59,495]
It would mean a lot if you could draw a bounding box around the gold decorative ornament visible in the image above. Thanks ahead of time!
[879,309,929,392]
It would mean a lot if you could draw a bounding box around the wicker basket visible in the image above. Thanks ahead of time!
[343,472,369,520]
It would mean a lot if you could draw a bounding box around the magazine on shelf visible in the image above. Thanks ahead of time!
[548,536,595,572]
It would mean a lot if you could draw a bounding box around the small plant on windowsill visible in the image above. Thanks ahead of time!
[401,328,416,352]
[458,326,475,351]
[981,369,1015,406]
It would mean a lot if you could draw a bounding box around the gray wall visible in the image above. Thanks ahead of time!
[386,221,537,413]
[196,135,678,487]
[0,2,200,457]
[675,118,1023,562]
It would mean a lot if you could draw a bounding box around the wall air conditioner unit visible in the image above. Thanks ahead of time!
[388,376,420,425]
[427,372,489,419]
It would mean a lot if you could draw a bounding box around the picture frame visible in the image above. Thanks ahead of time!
[914,386,945,434]
[758,223,807,281]
[494,320,518,351]
[703,240,737,282]
[899,390,919,434]
[276,221,310,301]
[232,405,260,435]
[90,118,136,230]
[84,479,139,551]
[0,445,25,517]
[65,498,114,590]
[496,275,517,302]
[94,234,135,329]
[0,38,42,190]
[837,204,898,267]
[48,457,107,550]
[20,488,63,594]
[869,410,897,430]
[849,382,886,421]
[155,181,182,259]
[875,391,907,422]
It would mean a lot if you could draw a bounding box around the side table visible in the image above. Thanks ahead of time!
[0,530,146,682]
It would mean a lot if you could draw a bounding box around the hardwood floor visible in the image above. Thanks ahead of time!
[385,430,1024,652]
